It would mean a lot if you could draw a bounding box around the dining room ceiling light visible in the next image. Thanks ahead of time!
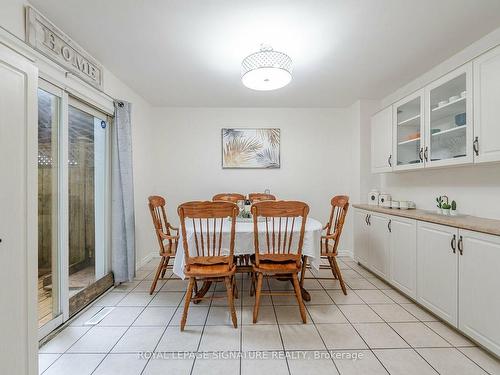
[241,45,292,91]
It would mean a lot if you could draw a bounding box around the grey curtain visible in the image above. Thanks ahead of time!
[111,100,136,284]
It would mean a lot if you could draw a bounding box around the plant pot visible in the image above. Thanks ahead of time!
[442,208,450,216]
[436,208,443,215]
[450,210,458,216]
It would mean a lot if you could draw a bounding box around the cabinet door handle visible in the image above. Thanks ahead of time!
[419,147,424,162]
[473,137,479,156]
[424,146,429,162]
[387,219,392,232]
[451,234,456,253]
[388,154,392,167]
[458,235,463,255]
[367,214,371,226]
[365,214,368,225]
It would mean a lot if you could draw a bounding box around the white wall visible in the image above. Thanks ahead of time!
[0,1,156,267]
[372,27,500,220]
[148,107,356,253]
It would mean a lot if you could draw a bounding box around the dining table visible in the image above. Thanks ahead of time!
[172,216,323,301]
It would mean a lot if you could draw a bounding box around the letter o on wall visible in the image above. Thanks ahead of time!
[61,46,72,61]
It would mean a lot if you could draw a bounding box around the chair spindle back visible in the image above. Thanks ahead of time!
[324,195,349,254]
[148,195,175,255]
[212,193,246,203]
[248,193,277,203]
[251,201,309,267]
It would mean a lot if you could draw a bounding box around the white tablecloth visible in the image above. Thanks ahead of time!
[173,217,323,279]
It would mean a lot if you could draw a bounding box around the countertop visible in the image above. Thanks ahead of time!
[353,204,500,237]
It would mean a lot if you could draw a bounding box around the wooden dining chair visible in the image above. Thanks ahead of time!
[248,192,276,203]
[301,195,350,295]
[148,196,179,295]
[178,201,239,331]
[251,200,309,323]
[212,193,246,203]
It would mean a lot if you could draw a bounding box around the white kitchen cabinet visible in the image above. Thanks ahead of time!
[473,45,500,163]
[368,213,390,280]
[0,44,38,374]
[389,216,417,298]
[424,63,473,168]
[371,106,393,173]
[353,209,371,266]
[417,222,458,325]
[458,230,500,355]
[393,90,425,171]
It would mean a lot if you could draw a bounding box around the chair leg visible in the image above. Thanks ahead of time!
[253,273,264,323]
[232,276,239,299]
[150,256,166,295]
[331,256,347,295]
[160,256,170,278]
[249,272,256,296]
[291,273,307,323]
[180,277,195,331]
[299,256,307,288]
[327,257,338,279]
[224,276,238,328]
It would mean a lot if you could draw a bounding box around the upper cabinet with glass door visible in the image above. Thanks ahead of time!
[393,90,424,171]
[424,63,473,167]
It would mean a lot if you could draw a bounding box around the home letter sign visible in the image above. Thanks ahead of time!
[26,6,104,90]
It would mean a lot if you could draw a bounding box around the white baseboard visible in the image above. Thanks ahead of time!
[136,251,156,270]
[337,250,354,259]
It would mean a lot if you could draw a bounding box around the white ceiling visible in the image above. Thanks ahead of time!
[30,0,500,107]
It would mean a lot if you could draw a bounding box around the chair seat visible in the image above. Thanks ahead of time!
[184,263,236,277]
[252,259,300,274]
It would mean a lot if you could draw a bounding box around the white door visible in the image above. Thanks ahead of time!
[389,217,417,298]
[371,106,393,173]
[459,230,500,356]
[353,210,370,266]
[0,45,38,374]
[417,222,458,325]
[473,45,500,163]
[369,213,390,280]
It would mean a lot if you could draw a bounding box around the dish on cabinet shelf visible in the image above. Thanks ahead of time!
[449,95,460,102]
[438,100,449,107]
[460,90,466,98]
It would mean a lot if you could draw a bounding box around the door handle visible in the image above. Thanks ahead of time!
[424,146,429,162]
[451,234,456,254]
[365,214,369,225]
[458,235,463,255]
[388,154,392,167]
[387,219,392,232]
[367,214,371,225]
[473,137,479,156]
[419,147,424,162]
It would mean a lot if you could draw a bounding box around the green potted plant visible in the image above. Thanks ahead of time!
[451,200,458,216]
[441,202,451,215]
[436,196,443,214]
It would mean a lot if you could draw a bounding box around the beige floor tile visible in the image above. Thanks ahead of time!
[149,292,184,307]
[93,353,148,375]
[132,280,165,292]
[274,305,312,324]
[192,358,240,375]
[370,304,419,322]
[319,279,345,290]
[42,353,105,375]
[156,326,203,352]
[307,305,348,324]
[305,290,335,304]
[142,357,193,375]
[424,321,475,347]
[97,307,144,327]
[316,324,368,350]
[133,307,176,326]
[327,290,365,305]
[353,323,410,349]
[160,279,189,292]
[112,327,164,353]
[338,305,383,323]
[198,325,240,352]
[39,354,61,374]
[170,306,209,326]
[206,306,238,326]
[280,324,326,350]
[241,354,288,375]
[241,305,277,325]
[68,326,128,353]
[242,324,283,351]
[374,348,438,374]
[345,278,378,290]
[382,289,413,303]
[355,290,395,304]
[94,292,126,307]
[459,347,500,375]
[417,348,488,375]
[366,277,393,289]
[117,292,154,307]
[390,322,452,348]
[288,353,339,375]
[39,327,91,353]
[400,303,438,322]
[332,349,388,375]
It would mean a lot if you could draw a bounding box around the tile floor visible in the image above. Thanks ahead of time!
[38,257,500,375]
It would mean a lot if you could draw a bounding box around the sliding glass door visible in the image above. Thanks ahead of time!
[37,83,63,335]
[37,81,112,337]
[67,99,110,314]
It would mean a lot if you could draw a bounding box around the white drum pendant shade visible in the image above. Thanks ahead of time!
[241,45,292,91]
